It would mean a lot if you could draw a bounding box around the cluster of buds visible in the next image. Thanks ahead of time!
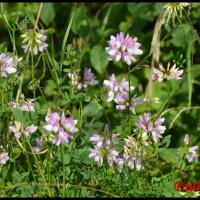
[21,29,48,55]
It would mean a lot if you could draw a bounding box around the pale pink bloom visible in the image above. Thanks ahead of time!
[44,112,79,146]
[0,152,9,165]
[106,32,143,65]
[153,62,184,82]
[23,125,37,136]
[184,134,189,145]
[0,52,20,77]
[136,113,166,144]
[89,147,103,167]
[9,121,23,138]
[33,139,44,153]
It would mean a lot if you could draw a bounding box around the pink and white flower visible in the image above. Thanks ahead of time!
[106,32,143,65]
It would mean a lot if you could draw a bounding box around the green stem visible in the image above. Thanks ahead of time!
[22,138,36,181]
[79,101,82,128]
[25,137,52,197]
[61,144,66,197]
[31,55,36,110]
[128,65,131,135]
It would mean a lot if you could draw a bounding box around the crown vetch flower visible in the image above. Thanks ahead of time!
[21,29,48,55]
[33,139,44,153]
[9,121,37,138]
[89,147,103,167]
[183,134,199,163]
[68,68,98,90]
[103,74,143,112]
[8,94,35,112]
[0,52,20,77]
[89,124,121,168]
[123,136,144,171]
[105,32,143,65]
[136,112,166,144]
[164,3,190,25]
[0,152,9,165]
[43,112,78,146]
[152,62,184,82]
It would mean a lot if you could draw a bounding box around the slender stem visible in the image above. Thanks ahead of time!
[15,73,24,104]
[128,65,131,135]
[79,101,82,128]
[31,55,36,110]
[25,137,52,197]
[21,138,36,181]
[61,144,66,197]
[34,2,43,30]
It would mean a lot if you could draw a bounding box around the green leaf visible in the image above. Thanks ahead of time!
[90,45,109,75]
[161,135,171,148]
[82,99,102,118]
[170,24,195,48]
[41,3,56,26]
[159,148,183,168]
[44,80,57,96]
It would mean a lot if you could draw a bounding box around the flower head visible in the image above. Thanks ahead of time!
[33,139,44,153]
[0,52,20,77]
[183,134,199,163]
[68,67,98,90]
[21,29,48,55]
[103,74,143,112]
[9,121,37,138]
[164,3,190,25]
[152,62,184,82]
[0,152,9,165]
[136,112,166,144]
[43,112,78,146]
[8,94,35,112]
[89,124,120,168]
[106,32,143,65]
[123,136,144,171]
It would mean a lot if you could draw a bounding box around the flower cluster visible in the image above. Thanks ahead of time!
[103,74,143,112]
[152,63,184,82]
[123,136,144,171]
[105,32,143,65]
[9,121,37,139]
[184,134,198,163]
[33,139,44,153]
[0,52,21,78]
[136,112,166,144]
[21,29,48,55]
[43,112,78,146]
[164,3,190,25]
[68,67,98,89]
[8,94,35,112]
[0,151,9,165]
[88,126,150,171]
[89,124,123,169]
